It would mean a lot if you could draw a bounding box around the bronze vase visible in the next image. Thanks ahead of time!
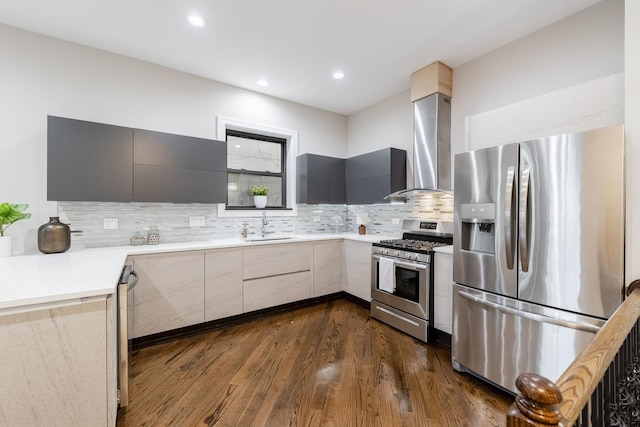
[38,217,71,254]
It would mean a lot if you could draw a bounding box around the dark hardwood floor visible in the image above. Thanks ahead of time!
[117,299,512,426]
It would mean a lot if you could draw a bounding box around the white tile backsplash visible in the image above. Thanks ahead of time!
[58,193,453,247]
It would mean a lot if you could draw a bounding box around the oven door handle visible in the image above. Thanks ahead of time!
[371,255,427,271]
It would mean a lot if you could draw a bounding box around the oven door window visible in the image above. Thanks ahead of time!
[394,266,420,303]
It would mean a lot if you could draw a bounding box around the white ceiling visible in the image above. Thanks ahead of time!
[0,0,602,115]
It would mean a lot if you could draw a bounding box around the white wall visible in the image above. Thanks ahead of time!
[346,90,413,185]
[451,0,624,156]
[625,0,640,285]
[0,24,347,254]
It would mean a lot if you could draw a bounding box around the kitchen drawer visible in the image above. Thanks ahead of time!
[243,243,312,280]
[243,271,312,312]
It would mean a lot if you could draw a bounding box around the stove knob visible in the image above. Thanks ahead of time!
[393,250,400,257]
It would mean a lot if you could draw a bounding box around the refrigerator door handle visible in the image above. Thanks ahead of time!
[457,290,602,334]
[504,166,516,270]
[519,165,531,272]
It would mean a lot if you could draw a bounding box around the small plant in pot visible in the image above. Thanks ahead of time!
[251,185,269,209]
[0,203,31,257]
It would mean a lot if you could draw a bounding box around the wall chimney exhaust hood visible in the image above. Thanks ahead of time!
[385,92,452,200]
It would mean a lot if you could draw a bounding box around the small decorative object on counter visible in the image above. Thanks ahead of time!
[38,216,71,254]
[130,231,146,246]
[0,203,31,257]
[251,185,269,209]
[356,212,369,235]
[241,223,248,238]
[146,226,160,245]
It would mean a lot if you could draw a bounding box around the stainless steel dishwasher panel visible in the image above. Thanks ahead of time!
[118,265,138,407]
[451,284,604,394]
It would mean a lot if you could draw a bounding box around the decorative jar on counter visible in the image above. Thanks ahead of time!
[146,226,160,245]
[38,217,71,254]
[130,231,146,246]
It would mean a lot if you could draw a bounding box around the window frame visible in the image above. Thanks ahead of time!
[225,129,287,209]
[216,116,298,218]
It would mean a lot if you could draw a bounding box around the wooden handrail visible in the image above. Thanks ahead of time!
[507,279,640,426]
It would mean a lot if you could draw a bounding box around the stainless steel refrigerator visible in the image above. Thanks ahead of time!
[451,125,625,394]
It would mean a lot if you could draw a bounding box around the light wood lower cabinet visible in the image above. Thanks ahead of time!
[242,242,313,312]
[131,251,204,338]
[204,248,243,321]
[0,298,113,426]
[434,251,454,334]
[344,240,372,301]
[243,271,312,312]
[313,240,344,296]
[129,240,366,338]
[243,242,312,280]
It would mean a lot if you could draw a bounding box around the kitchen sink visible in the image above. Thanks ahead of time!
[242,236,298,242]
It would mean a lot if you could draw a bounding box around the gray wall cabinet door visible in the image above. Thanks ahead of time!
[47,116,133,202]
[345,148,406,204]
[133,129,227,203]
[297,154,346,204]
[134,129,226,172]
[329,158,346,204]
[134,166,226,203]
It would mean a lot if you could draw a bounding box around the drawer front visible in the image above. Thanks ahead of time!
[243,243,312,280]
[243,271,312,312]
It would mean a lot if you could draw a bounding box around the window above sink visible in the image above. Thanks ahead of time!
[216,116,298,218]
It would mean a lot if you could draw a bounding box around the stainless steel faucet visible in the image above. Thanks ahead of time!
[261,211,268,237]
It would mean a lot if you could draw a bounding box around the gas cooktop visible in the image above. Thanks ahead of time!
[376,238,451,252]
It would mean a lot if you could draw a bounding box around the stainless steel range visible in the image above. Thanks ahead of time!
[371,220,452,342]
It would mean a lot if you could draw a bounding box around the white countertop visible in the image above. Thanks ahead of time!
[0,233,392,313]
[433,245,453,254]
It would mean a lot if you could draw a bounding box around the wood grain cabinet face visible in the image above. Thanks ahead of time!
[204,248,243,321]
[0,300,109,426]
[344,240,372,301]
[242,243,312,280]
[130,251,205,338]
[47,115,134,202]
[313,240,344,296]
[242,242,313,312]
[433,251,454,334]
[243,271,312,312]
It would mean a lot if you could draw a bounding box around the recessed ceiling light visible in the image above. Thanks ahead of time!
[256,79,270,87]
[188,15,205,27]
[333,71,345,79]
[235,144,241,148]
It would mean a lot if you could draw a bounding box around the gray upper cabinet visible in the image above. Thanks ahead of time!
[47,116,227,204]
[47,116,134,202]
[329,157,346,204]
[345,148,406,204]
[297,154,345,204]
[133,129,226,203]
[297,148,405,205]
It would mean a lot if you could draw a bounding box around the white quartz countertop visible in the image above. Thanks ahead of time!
[0,233,393,312]
[433,245,453,254]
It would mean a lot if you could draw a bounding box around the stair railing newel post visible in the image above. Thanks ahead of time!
[506,373,563,427]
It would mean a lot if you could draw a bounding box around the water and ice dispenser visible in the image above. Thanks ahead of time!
[460,203,495,254]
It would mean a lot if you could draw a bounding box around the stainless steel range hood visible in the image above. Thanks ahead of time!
[386,92,452,200]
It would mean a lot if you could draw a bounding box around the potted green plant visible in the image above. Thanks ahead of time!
[0,203,31,257]
[251,185,269,208]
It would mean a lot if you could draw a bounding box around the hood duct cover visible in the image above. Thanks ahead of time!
[414,92,451,191]
[386,92,452,200]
